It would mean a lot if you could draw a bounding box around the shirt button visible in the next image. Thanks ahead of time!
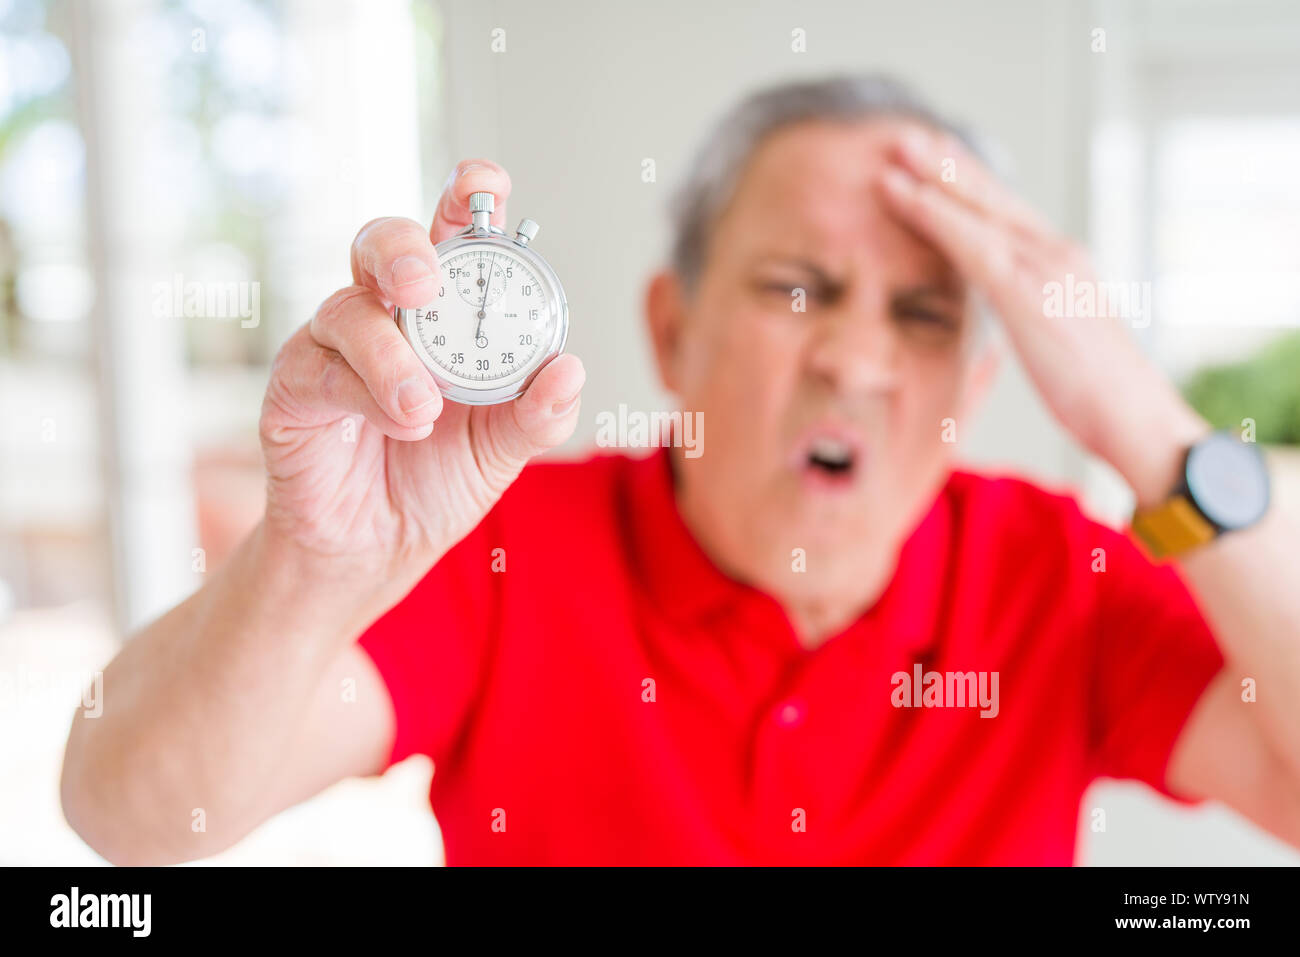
[775,699,806,728]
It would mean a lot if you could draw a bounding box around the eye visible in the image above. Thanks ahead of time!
[755,279,843,311]
[753,280,818,311]
[892,294,963,335]
[897,306,955,326]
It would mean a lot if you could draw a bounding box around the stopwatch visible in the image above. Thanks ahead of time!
[395,191,569,405]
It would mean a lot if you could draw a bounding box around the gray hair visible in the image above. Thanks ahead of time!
[669,74,992,290]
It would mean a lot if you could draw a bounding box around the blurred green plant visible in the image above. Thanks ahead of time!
[1182,331,1300,445]
[0,0,76,355]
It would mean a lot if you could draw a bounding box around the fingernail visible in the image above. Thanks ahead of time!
[550,393,580,417]
[443,162,486,191]
[397,377,437,415]
[901,128,930,163]
[391,255,434,288]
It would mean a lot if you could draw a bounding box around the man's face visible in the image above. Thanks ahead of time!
[657,118,991,615]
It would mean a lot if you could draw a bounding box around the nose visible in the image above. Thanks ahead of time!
[804,284,901,395]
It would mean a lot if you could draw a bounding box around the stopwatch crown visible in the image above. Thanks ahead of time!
[469,192,495,214]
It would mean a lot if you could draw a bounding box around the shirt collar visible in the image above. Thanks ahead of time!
[623,447,952,658]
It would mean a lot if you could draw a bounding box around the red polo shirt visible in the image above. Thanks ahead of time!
[358,448,1223,865]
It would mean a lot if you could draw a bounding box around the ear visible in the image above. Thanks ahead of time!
[644,270,687,393]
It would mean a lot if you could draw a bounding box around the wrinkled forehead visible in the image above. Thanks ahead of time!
[713,118,956,277]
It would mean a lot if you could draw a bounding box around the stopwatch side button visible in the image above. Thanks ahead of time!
[516,219,540,246]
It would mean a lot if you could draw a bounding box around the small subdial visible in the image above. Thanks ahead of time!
[454,255,508,308]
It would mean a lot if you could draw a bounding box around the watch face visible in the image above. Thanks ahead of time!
[397,235,568,406]
[1184,431,1271,531]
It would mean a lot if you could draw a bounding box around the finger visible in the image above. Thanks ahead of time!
[475,353,586,479]
[431,158,511,243]
[265,327,434,443]
[877,167,1041,308]
[309,285,445,429]
[350,216,440,308]
[888,125,1055,240]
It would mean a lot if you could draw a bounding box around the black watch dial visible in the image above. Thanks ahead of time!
[1184,431,1270,531]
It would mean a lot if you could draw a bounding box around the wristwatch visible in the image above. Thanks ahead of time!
[1131,430,1271,559]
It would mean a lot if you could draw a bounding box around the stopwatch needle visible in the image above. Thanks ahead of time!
[475,253,495,342]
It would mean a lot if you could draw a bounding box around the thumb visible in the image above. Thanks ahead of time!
[480,353,586,468]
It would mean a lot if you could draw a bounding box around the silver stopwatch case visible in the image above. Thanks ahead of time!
[395,192,569,406]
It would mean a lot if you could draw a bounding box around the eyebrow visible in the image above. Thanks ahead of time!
[751,257,841,287]
[893,281,965,300]
[752,257,966,303]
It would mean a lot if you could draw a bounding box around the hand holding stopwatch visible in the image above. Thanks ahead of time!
[258,172,583,579]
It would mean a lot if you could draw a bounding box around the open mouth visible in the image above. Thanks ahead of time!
[797,432,862,489]
[807,436,855,476]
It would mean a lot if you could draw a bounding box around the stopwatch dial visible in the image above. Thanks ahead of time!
[412,245,556,386]
[453,251,508,307]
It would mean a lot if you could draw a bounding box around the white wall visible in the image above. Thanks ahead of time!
[433,0,1300,866]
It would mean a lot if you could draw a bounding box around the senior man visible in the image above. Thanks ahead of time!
[62,76,1300,865]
